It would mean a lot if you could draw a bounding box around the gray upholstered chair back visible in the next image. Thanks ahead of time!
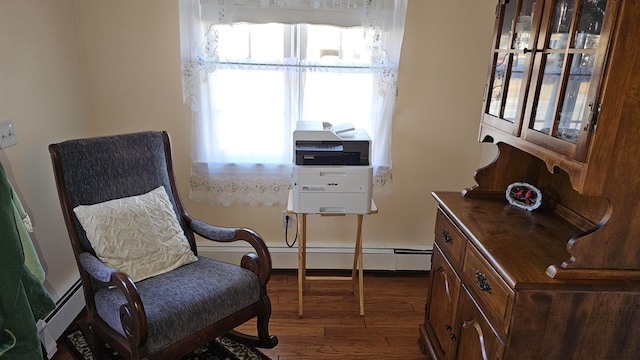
[53,131,193,255]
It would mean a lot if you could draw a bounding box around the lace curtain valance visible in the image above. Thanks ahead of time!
[200,0,374,26]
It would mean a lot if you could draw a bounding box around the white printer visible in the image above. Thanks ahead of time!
[291,122,373,214]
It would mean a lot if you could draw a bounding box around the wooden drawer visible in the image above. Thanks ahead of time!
[434,208,467,267]
[462,245,514,337]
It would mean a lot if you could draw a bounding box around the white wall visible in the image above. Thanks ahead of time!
[0,0,91,300]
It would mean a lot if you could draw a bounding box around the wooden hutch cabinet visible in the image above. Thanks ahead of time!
[420,0,640,359]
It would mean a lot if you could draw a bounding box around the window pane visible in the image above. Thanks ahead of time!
[532,54,563,134]
[574,0,605,49]
[488,52,524,122]
[514,0,536,50]
[498,0,518,49]
[207,23,376,164]
[556,53,593,143]
[549,0,575,50]
[216,23,285,62]
[488,53,507,118]
[305,25,371,65]
[210,68,290,161]
[504,52,526,121]
[301,71,373,127]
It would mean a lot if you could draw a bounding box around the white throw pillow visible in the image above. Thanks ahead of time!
[73,186,197,282]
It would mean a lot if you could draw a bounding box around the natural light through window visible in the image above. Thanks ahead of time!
[207,23,374,165]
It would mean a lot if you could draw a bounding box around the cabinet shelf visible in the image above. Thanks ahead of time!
[434,191,578,288]
[479,124,586,191]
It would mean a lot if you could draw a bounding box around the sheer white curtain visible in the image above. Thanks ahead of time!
[179,0,407,206]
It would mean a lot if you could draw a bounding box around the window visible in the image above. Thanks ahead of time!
[179,0,407,206]
[208,23,374,165]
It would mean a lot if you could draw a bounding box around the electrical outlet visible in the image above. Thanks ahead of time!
[0,119,17,149]
[281,211,293,228]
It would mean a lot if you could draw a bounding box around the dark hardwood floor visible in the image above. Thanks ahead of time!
[52,270,430,360]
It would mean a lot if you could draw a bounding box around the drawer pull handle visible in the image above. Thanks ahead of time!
[442,228,453,243]
[475,271,492,293]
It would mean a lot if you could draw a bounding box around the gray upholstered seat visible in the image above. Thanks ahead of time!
[49,131,277,359]
[94,257,260,353]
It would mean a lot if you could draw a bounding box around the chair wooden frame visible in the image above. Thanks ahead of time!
[49,131,278,360]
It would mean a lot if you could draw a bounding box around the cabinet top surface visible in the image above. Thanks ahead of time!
[432,191,583,288]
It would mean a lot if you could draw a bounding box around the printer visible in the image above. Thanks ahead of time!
[294,121,370,166]
[291,122,373,214]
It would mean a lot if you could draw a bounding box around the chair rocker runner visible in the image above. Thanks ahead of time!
[49,131,277,360]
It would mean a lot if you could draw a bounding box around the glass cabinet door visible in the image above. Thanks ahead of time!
[482,0,616,162]
[483,0,539,135]
[521,0,612,161]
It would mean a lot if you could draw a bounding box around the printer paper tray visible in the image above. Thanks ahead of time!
[293,192,372,214]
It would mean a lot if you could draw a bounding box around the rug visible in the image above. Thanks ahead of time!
[63,329,270,360]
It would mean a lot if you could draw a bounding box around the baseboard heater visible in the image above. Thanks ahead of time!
[393,248,433,255]
[38,279,85,359]
[198,245,433,271]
